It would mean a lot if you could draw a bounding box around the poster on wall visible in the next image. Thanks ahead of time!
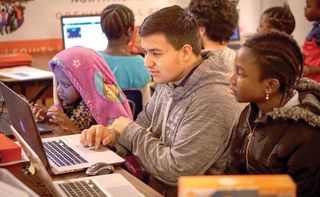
[0,0,170,54]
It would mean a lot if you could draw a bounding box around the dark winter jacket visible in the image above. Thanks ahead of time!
[226,78,320,197]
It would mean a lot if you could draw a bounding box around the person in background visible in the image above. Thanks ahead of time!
[80,5,243,197]
[33,46,132,133]
[227,31,320,197]
[187,0,238,73]
[257,3,295,35]
[303,0,320,83]
[99,4,151,89]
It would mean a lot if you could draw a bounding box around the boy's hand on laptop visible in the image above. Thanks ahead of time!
[80,125,117,150]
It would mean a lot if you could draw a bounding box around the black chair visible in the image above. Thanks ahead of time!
[122,89,143,120]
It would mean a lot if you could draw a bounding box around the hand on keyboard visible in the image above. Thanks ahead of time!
[32,103,49,123]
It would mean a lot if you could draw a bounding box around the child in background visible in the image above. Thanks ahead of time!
[227,31,320,196]
[33,46,132,133]
[188,0,238,73]
[99,4,151,89]
[303,0,320,83]
[257,3,295,34]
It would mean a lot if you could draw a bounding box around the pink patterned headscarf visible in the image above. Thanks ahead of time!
[49,46,132,124]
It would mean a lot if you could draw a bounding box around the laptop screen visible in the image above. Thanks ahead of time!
[230,25,240,41]
[61,15,108,51]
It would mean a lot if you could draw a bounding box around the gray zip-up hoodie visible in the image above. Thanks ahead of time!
[117,51,243,186]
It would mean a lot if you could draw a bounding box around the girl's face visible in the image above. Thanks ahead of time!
[305,0,320,21]
[257,14,272,33]
[229,47,267,104]
[54,66,81,105]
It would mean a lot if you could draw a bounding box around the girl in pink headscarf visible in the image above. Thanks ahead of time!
[33,46,132,133]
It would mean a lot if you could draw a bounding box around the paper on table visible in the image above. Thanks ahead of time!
[0,66,53,81]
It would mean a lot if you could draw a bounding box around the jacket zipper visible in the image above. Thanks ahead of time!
[245,119,256,172]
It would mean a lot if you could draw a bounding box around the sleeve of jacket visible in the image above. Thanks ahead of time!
[112,85,159,156]
[117,89,241,186]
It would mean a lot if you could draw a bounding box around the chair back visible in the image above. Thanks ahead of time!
[122,89,143,120]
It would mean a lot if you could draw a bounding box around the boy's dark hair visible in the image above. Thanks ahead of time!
[139,5,201,56]
[244,31,304,96]
[262,3,295,34]
[100,4,134,40]
[187,0,238,43]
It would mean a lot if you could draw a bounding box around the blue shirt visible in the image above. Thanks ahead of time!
[306,21,320,46]
[99,52,151,89]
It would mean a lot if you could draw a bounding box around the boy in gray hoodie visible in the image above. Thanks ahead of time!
[80,5,243,197]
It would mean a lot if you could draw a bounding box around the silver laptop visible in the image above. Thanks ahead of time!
[0,81,124,174]
[11,124,143,197]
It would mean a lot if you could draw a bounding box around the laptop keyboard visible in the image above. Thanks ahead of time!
[43,140,88,167]
[0,112,12,136]
[58,180,108,197]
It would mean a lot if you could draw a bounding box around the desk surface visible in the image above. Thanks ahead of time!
[0,52,56,103]
[5,129,162,197]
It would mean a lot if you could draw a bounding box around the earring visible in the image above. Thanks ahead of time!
[265,93,270,100]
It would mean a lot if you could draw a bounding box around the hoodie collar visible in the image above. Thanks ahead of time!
[265,78,320,128]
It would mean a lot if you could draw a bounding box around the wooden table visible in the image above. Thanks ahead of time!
[0,52,56,104]
[6,164,162,197]
[4,129,163,197]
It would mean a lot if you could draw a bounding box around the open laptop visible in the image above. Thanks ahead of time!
[61,15,108,51]
[0,81,124,174]
[0,89,55,137]
[0,111,55,137]
[11,124,143,197]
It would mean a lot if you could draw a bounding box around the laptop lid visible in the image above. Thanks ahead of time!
[10,125,61,196]
[0,81,52,173]
[61,15,108,51]
[11,125,143,197]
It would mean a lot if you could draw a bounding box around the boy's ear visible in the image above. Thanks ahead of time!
[181,44,193,61]
[199,26,206,36]
[263,78,280,94]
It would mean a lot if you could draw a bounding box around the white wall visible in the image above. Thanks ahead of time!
[288,0,312,46]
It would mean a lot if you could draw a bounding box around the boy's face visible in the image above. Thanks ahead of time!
[141,34,190,84]
[305,0,320,21]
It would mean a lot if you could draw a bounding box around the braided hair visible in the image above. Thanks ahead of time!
[244,31,304,96]
[188,0,238,43]
[262,3,295,34]
[100,4,134,40]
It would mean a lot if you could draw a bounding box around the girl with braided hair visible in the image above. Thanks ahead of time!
[257,3,295,34]
[227,31,320,197]
[98,4,151,89]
